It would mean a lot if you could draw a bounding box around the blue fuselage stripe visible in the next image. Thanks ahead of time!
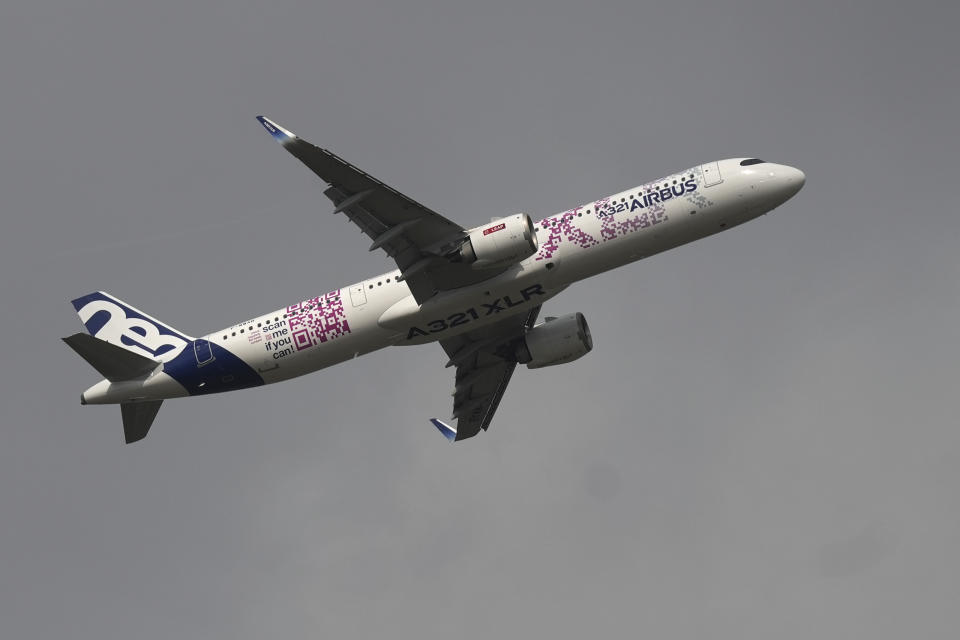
[162,341,264,395]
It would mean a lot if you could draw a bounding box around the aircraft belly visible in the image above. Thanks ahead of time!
[81,372,190,404]
[257,329,393,383]
[233,311,396,383]
[382,279,563,345]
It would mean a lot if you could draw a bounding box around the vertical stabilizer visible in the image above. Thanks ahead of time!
[71,291,193,362]
[121,401,163,444]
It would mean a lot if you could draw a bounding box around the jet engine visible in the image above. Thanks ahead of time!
[515,312,593,369]
[457,213,538,269]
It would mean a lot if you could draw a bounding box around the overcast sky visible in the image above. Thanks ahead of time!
[1,1,958,638]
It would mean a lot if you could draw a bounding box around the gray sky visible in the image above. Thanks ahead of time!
[1,1,958,638]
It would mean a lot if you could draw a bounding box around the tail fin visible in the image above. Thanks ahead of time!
[71,291,193,362]
[121,400,163,443]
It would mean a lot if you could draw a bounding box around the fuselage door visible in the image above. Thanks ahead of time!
[349,283,367,307]
[193,338,214,366]
[701,162,723,187]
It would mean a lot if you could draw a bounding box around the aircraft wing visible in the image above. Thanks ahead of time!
[432,306,541,441]
[257,116,508,303]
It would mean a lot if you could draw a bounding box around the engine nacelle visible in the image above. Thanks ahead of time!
[458,213,538,269]
[515,312,593,369]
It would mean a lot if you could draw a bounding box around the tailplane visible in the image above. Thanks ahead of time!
[63,333,165,443]
[62,333,160,381]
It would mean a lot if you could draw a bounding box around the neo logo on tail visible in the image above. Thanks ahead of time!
[71,292,191,361]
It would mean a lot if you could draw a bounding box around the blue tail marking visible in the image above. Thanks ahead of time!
[71,291,192,361]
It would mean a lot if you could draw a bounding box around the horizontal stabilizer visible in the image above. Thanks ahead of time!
[121,400,163,443]
[63,333,159,382]
[430,418,457,442]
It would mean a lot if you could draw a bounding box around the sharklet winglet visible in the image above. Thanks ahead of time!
[256,115,296,144]
[430,418,457,442]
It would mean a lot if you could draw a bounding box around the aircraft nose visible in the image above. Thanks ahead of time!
[768,164,805,205]
[783,165,806,196]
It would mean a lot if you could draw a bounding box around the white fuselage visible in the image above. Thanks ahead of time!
[82,158,804,404]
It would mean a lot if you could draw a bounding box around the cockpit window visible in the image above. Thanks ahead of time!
[740,158,765,166]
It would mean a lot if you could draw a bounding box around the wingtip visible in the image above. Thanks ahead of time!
[256,115,295,143]
[430,418,457,442]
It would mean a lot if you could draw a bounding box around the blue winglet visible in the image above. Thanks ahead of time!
[256,115,296,144]
[430,418,457,442]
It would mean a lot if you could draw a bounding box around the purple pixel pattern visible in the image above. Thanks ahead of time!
[535,205,599,261]
[535,169,710,260]
[286,290,351,350]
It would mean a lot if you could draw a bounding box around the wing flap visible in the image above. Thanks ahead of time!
[451,358,517,440]
[435,306,540,441]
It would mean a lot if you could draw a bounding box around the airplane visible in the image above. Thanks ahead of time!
[63,116,805,443]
